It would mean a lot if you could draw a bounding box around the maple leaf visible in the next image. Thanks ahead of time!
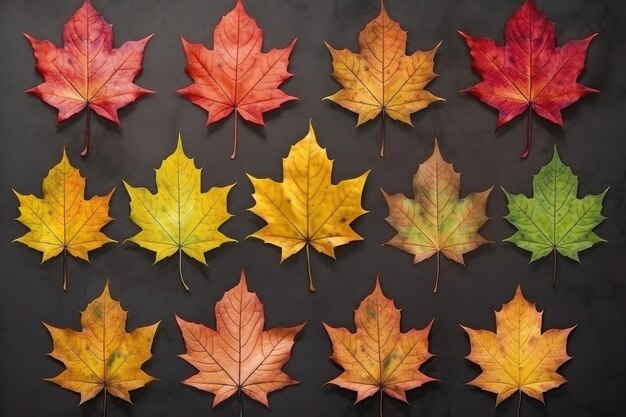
[25,0,153,157]
[323,277,435,415]
[247,121,368,292]
[503,147,607,287]
[459,0,597,158]
[176,270,304,413]
[124,135,235,291]
[179,0,296,159]
[13,150,115,290]
[462,286,574,415]
[381,140,492,293]
[45,282,159,416]
[325,0,443,157]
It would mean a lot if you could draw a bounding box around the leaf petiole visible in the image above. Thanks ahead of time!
[81,106,91,158]
[179,247,190,291]
[306,243,315,292]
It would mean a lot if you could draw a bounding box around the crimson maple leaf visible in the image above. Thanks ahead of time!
[24,0,153,156]
[460,0,597,158]
[178,0,296,159]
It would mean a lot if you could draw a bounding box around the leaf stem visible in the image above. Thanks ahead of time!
[62,247,68,291]
[433,251,440,293]
[81,106,91,157]
[380,110,386,157]
[103,389,107,417]
[552,247,557,289]
[521,106,531,159]
[379,389,383,417]
[238,388,243,417]
[306,242,315,292]
[231,111,238,160]
[516,389,521,417]
[179,247,189,291]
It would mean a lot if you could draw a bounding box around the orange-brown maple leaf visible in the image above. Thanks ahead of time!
[176,271,304,408]
[25,0,153,156]
[460,0,597,158]
[323,278,434,409]
[179,0,296,159]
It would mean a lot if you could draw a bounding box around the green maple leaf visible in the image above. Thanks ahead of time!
[502,147,607,286]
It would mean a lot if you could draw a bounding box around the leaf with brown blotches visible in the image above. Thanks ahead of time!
[381,140,492,293]
[45,282,158,416]
[247,121,368,292]
[13,150,115,290]
[179,0,296,159]
[25,0,153,156]
[323,277,434,415]
[176,271,304,413]
[462,286,574,415]
[325,0,443,156]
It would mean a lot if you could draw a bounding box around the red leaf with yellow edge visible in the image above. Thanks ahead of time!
[459,0,597,158]
[176,270,304,413]
[323,277,435,416]
[179,0,296,159]
[25,0,153,156]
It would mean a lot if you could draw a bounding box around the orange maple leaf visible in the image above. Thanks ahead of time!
[176,270,304,411]
[25,0,153,156]
[179,0,296,159]
[323,278,435,414]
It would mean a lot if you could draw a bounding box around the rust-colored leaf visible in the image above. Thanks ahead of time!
[323,277,434,416]
[179,0,296,159]
[25,0,153,156]
[176,270,304,413]
[460,0,597,158]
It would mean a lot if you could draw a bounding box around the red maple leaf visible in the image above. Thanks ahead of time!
[25,0,153,157]
[179,0,296,159]
[459,0,597,158]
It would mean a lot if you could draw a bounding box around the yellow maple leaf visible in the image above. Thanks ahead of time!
[13,150,115,290]
[463,286,574,413]
[248,121,368,292]
[325,0,443,156]
[45,282,158,414]
[382,140,492,293]
[124,135,235,291]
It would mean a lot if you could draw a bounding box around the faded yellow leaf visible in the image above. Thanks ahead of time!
[13,150,115,290]
[463,286,574,410]
[248,122,368,292]
[124,135,235,290]
[325,0,443,156]
[382,140,492,293]
[45,282,158,410]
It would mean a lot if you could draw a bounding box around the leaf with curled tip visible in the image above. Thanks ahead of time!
[325,0,443,156]
[178,0,297,159]
[176,271,304,410]
[323,277,434,412]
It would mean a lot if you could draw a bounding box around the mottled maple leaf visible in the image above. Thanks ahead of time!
[13,150,114,290]
[45,282,158,415]
[176,271,304,412]
[323,277,434,414]
[247,122,368,292]
[463,286,574,414]
[25,0,153,156]
[382,140,492,292]
[179,0,296,159]
[460,0,597,158]
[325,0,442,156]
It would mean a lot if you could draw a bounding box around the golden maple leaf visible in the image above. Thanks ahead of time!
[124,135,235,290]
[325,0,443,156]
[247,122,368,292]
[13,150,115,290]
[323,277,434,412]
[381,140,492,293]
[45,282,158,414]
[463,286,574,414]
[176,270,304,411]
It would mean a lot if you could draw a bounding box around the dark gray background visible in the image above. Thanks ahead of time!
[1,0,625,416]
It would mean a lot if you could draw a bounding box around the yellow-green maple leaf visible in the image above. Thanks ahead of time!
[124,135,235,290]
